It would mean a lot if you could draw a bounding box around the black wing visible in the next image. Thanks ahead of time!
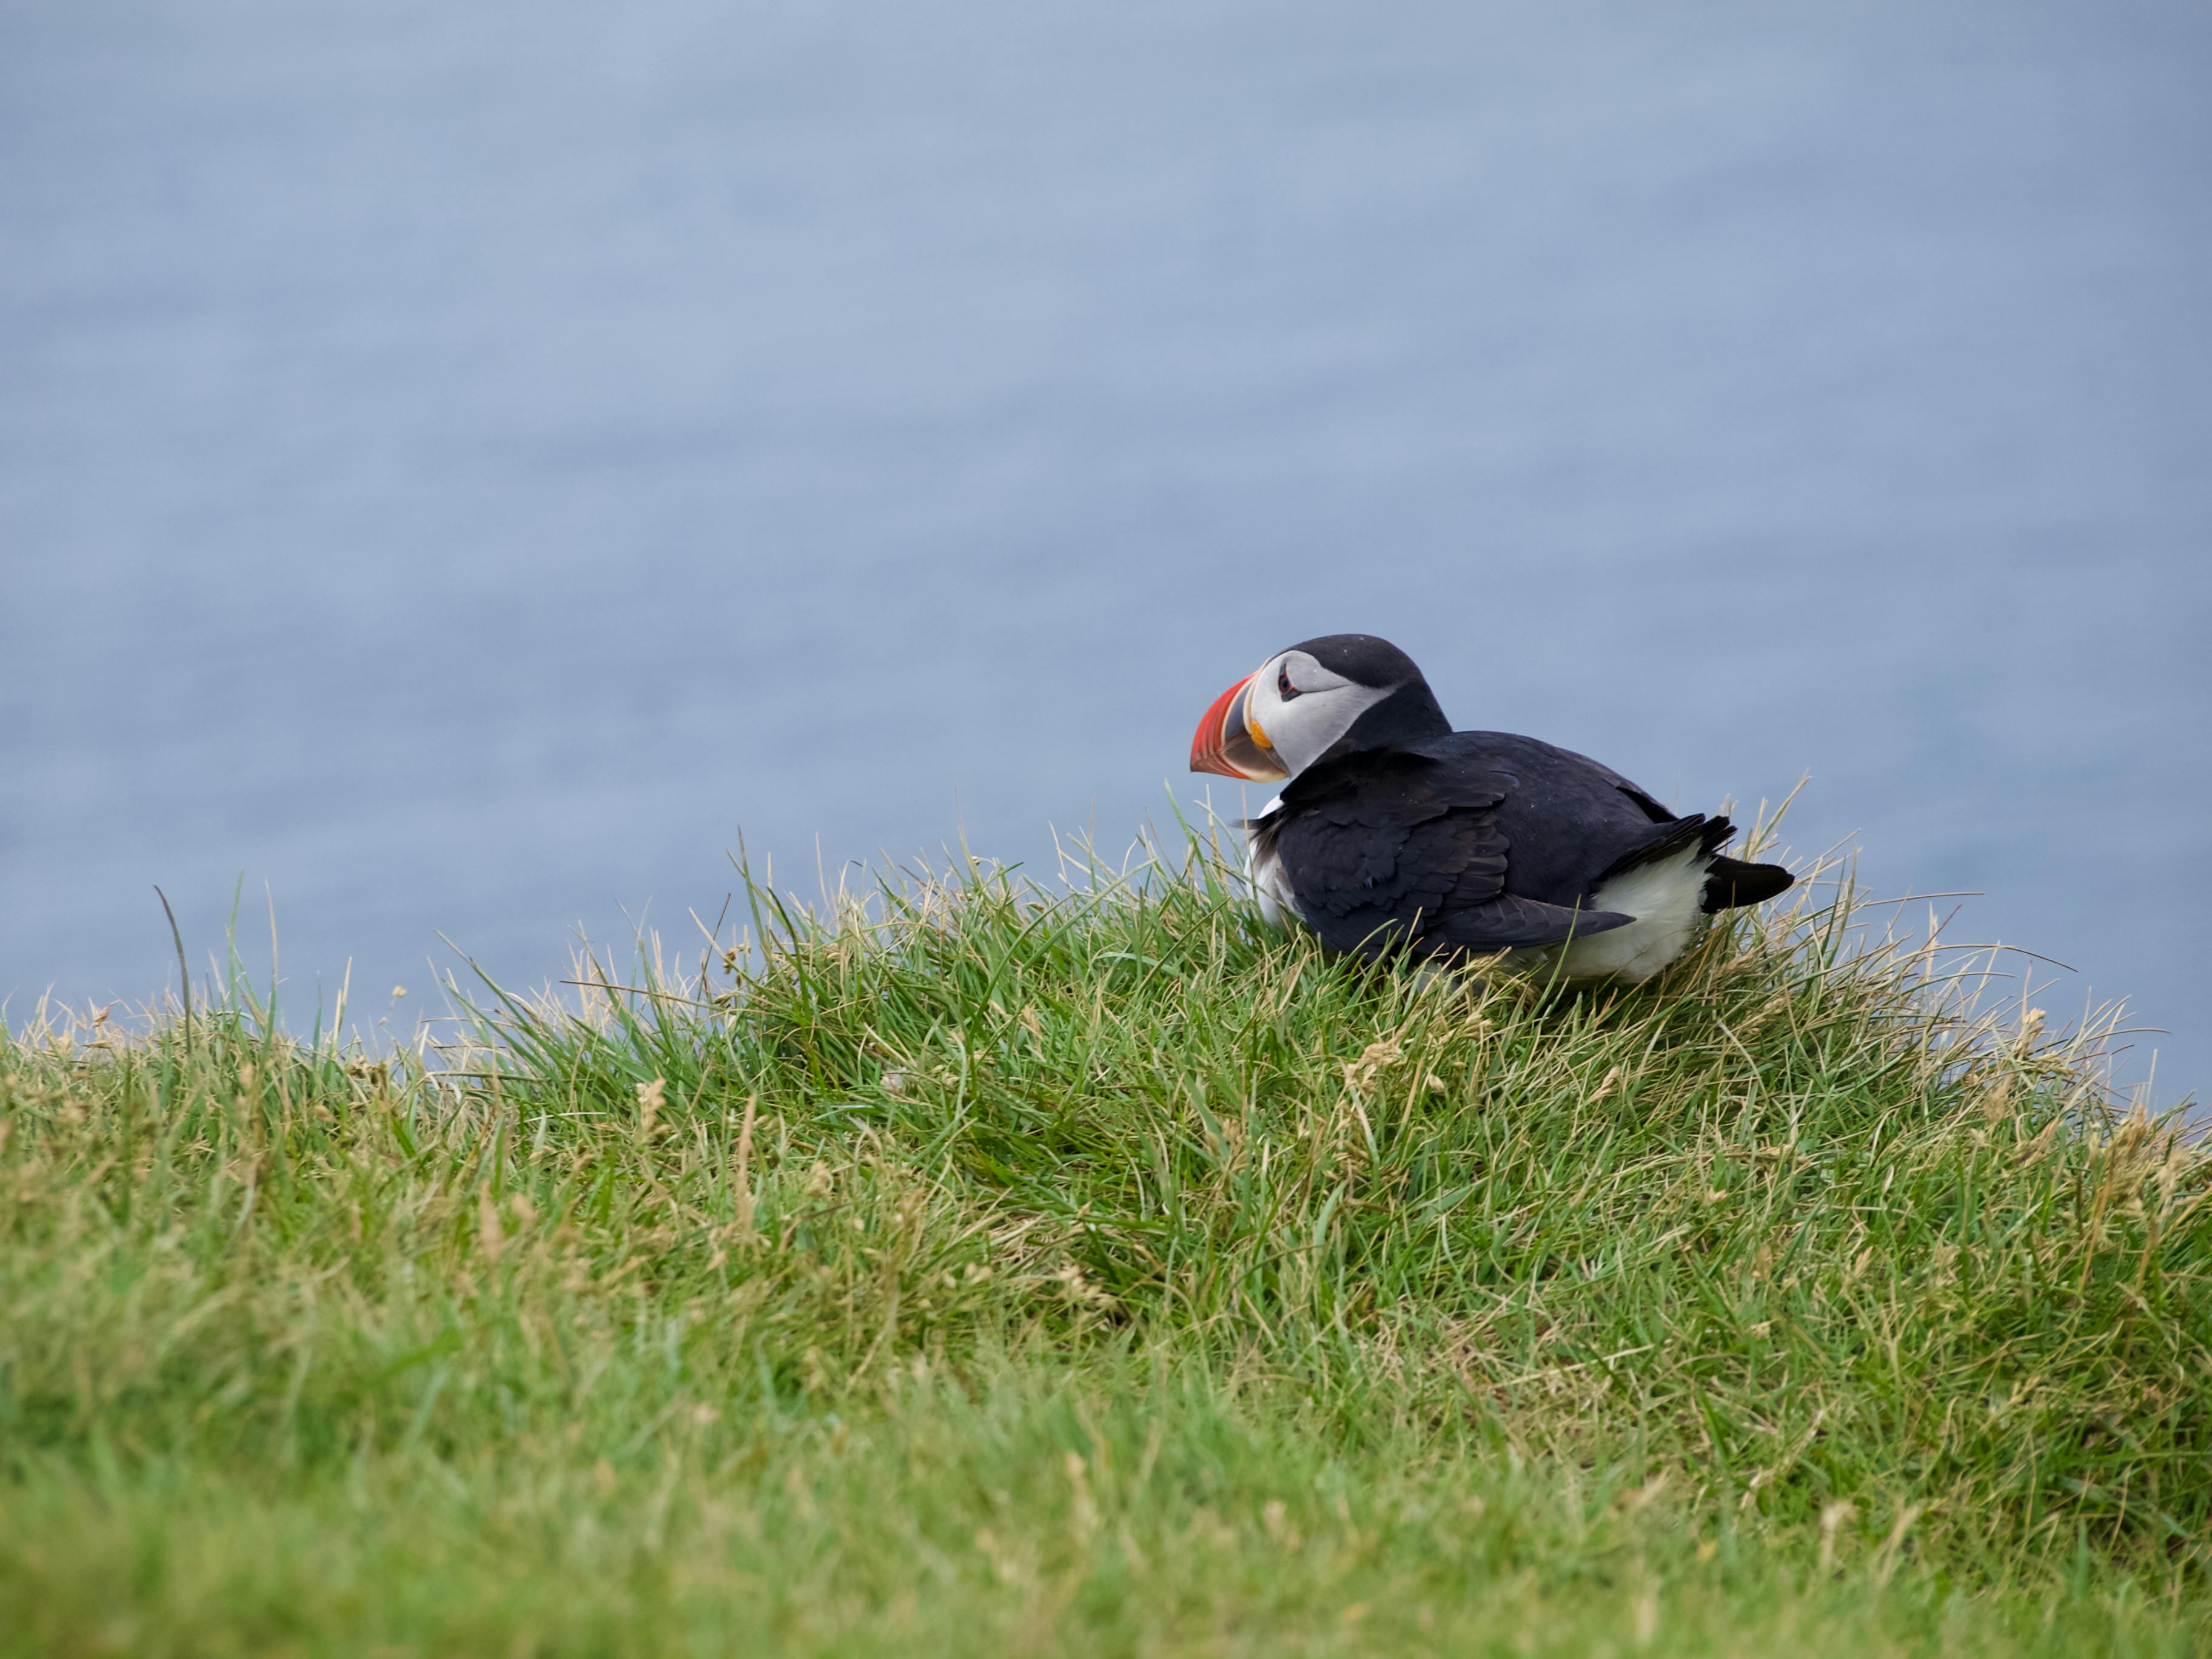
[1264,754,1632,960]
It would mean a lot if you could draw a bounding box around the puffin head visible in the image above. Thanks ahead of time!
[1189,633,1451,783]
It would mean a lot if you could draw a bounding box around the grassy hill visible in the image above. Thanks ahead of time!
[2,839,2206,1656]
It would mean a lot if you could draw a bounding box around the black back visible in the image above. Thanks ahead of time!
[1256,729,1789,961]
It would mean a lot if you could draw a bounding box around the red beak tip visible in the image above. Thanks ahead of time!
[1188,672,1254,778]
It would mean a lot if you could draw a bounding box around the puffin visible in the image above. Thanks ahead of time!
[1188,634,1793,981]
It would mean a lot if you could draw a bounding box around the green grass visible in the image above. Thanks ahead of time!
[2,832,2207,1656]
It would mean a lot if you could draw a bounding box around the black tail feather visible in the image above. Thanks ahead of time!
[1593,813,1736,886]
[1701,854,1793,913]
[1594,814,1793,913]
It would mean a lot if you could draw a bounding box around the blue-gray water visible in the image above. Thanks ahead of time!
[4,1,2208,1103]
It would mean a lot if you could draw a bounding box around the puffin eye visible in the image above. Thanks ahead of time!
[1276,664,1302,701]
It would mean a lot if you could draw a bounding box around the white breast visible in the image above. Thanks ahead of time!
[1244,799,1302,931]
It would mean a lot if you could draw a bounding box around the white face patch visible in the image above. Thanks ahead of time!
[1240,649,1392,779]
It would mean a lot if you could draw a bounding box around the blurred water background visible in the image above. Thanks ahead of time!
[3,1,2207,1102]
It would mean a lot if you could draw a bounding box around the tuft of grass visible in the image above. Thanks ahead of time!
[1,834,2206,1655]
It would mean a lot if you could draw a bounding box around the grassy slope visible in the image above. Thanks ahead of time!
[1,844,2207,1657]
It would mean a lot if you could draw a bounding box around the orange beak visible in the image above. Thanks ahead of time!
[1188,672,1290,782]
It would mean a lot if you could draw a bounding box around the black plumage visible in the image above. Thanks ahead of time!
[1235,637,1793,967]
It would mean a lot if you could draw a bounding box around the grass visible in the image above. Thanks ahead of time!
[1,828,2207,1657]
